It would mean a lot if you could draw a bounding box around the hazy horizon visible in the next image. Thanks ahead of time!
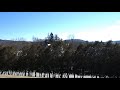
[0,12,120,42]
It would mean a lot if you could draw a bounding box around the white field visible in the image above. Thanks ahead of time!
[0,71,102,78]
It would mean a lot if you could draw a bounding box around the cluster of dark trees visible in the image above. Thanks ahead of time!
[0,33,120,78]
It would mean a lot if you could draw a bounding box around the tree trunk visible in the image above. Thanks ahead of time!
[49,73,50,78]
[60,72,63,78]
[82,75,84,78]
[46,73,48,78]
[25,70,26,76]
[39,72,40,77]
[28,71,30,76]
[52,72,56,78]
[11,70,13,75]
[9,71,11,75]
[96,75,97,78]
[53,74,56,78]
[99,74,101,78]
[41,73,42,77]
[8,70,10,75]
[74,73,75,78]
[18,71,20,76]
[43,73,45,77]
[67,73,69,78]
[82,69,84,78]
[35,71,37,77]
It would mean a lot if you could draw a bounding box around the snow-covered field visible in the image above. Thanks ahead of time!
[0,71,101,78]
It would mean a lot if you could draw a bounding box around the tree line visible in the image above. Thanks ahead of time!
[0,33,120,78]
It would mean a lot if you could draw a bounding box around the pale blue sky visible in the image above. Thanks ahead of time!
[0,12,120,41]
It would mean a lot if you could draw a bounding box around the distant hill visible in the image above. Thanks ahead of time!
[112,40,120,44]
[0,39,120,50]
[0,39,32,50]
[64,39,120,45]
[64,39,87,43]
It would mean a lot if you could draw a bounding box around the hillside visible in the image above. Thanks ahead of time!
[0,39,32,50]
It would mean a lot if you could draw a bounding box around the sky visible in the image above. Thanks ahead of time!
[0,12,120,41]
